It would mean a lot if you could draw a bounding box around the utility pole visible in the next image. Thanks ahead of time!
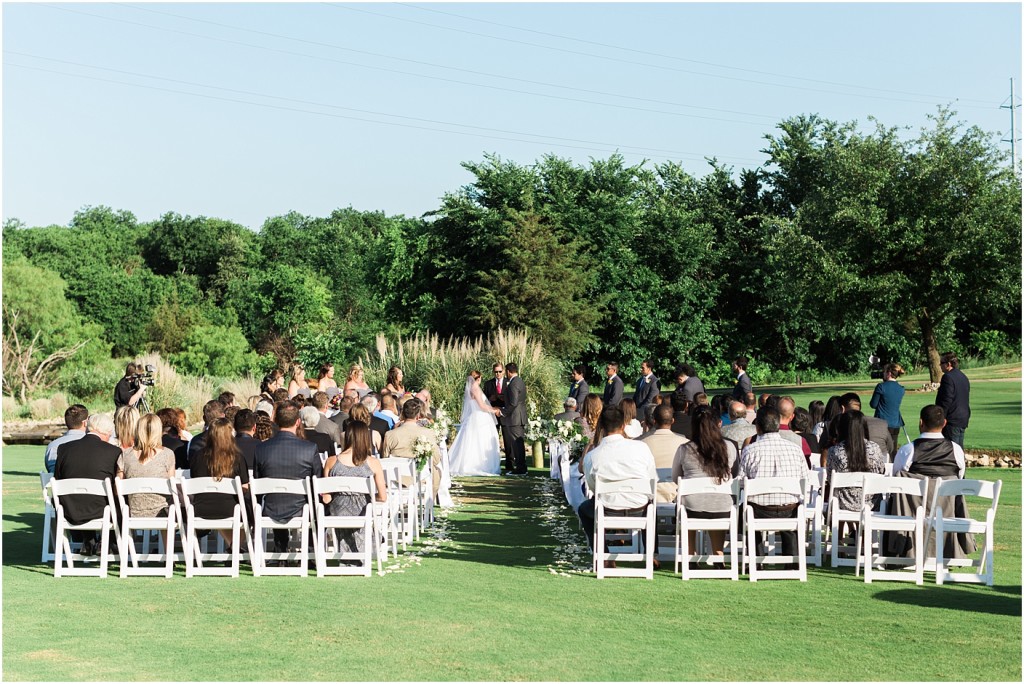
[1000,77,1021,174]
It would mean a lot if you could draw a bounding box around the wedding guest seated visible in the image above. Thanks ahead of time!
[553,397,581,423]
[330,395,356,432]
[157,407,189,469]
[777,397,812,467]
[620,398,643,439]
[112,406,139,450]
[321,421,388,556]
[187,400,226,467]
[791,407,820,455]
[381,398,441,496]
[743,392,757,423]
[116,413,175,518]
[254,415,277,441]
[385,366,407,397]
[189,418,250,547]
[578,406,659,568]
[54,412,121,556]
[343,364,370,398]
[825,411,886,513]
[377,393,400,429]
[361,394,391,444]
[44,404,89,474]
[233,409,260,470]
[670,392,692,439]
[579,395,603,443]
[415,388,436,422]
[345,404,383,454]
[639,404,689,503]
[721,401,756,453]
[311,391,343,447]
[673,405,739,558]
[218,392,237,409]
[300,406,336,456]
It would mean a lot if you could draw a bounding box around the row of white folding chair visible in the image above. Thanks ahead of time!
[675,478,743,580]
[378,457,418,548]
[49,478,120,577]
[740,476,808,582]
[593,476,657,579]
[311,476,380,577]
[931,478,1001,586]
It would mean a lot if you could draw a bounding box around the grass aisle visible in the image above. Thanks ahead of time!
[3,446,1021,681]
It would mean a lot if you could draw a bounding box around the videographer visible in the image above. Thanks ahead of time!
[114,362,148,409]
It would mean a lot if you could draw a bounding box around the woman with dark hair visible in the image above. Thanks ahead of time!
[157,407,189,468]
[791,407,820,455]
[384,366,406,397]
[825,411,886,513]
[256,373,282,415]
[321,421,387,554]
[870,362,906,459]
[808,400,826,430]
[672,405,738,557]
[620,397,642,438]
[254,415,277,441]
[813,395,842,440]
[318,363,339,393]
[189,418,249,545]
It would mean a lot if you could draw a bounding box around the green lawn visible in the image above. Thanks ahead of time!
[2,445,1021,681]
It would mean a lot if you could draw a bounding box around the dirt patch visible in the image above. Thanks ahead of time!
[24,649,63,661]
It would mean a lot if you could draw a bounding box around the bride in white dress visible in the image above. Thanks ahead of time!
[448,371,502,476]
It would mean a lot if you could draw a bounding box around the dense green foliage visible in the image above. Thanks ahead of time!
[2,109,1019,403]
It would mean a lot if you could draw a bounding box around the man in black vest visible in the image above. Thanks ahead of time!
[935,351,971,448]
[892,405,965,479]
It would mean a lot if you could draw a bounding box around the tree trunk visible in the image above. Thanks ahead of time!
[919,309,942,383]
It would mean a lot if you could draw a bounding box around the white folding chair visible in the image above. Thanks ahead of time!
[930,479,1002,586]
[742,477,807,582]
[50,478,117,578]
[803,468,826,567]
[857,474,927,585]
[380,457,417,547]
[40,472,56,563]
[827,471,869,567]
[249,477,314,577]
[180,476,247,578]
[372,459,402,560]
[417,460,435,533]
[675,478,740,580]
[593,476,657,580]
[114,477,181,578]
[312,476,379,576]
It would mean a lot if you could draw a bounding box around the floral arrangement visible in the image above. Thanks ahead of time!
[431,403,454,446]
[525,399,547,443]
[412,436,435,471]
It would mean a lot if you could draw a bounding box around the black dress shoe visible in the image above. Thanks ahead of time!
[79,539,97,557]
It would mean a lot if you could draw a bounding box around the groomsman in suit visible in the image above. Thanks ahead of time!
[483,362,507,412]
[675,363,706,403]
[603,362,624,408]
[731,356,753,402]
[568,364,589,409]
[499,362,528,475]
[633,358,660,421]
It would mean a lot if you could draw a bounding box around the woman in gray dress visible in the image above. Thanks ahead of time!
[671,405,738,557]
[321,421,387,554]
[116,413,175,518]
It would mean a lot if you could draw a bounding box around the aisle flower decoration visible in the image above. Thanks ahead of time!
[412,436,434,471]
[431,404,454,446]
[525,399,546,443]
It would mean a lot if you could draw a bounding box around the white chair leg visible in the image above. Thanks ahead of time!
[934,519,946,585]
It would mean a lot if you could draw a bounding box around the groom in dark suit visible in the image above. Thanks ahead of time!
[499,362,528,475]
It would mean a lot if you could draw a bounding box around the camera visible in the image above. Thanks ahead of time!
[129,364,157,390]
[868,354,884,380]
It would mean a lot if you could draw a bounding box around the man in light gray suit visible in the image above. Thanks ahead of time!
[553,397,581,423]
[311,391,343,448]
[721,401,757,452]
[500,362,528,475]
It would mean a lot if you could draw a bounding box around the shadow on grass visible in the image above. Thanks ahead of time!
[872,585,1022,616]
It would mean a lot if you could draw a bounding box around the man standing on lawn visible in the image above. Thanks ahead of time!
[936,352,971,448]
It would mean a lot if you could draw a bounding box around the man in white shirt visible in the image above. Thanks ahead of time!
[892,405,966,479]
[44,404,89,474]
[578,406,659,567]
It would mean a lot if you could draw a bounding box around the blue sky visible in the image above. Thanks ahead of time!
[3,2,1021,230]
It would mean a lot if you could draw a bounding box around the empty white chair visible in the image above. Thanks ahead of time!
[827,471,869,567]
[180,476,248,578]
[50,478,117,578]
[593,476,657,579]
[40,472,56,563]
[248,477,314,577]
[857,475,927,585]
[742,477,807,582]
[803,468,826,567]
[930,479,1001,586]
[312,476,379,576]
[675,478,740,580]
[114,477,182,578]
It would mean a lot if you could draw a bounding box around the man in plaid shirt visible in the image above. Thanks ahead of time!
[739,406,808,566]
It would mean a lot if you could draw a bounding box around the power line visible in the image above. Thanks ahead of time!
[327,2,996,111]
[33,3,779,128]
[395,2,999,107]
[5,60,765,165]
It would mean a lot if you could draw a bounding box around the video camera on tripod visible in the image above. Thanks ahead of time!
[128,364,157,391]
[868,354,884,380]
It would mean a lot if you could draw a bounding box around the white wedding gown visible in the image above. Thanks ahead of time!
[448,379,501,476]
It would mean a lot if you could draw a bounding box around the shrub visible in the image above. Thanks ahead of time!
[970,330,1017,363]
[58,357,125,403]
[359,329,564,419]
[168,325,270,378]
[2,396,21,421]
[218,374,261,408]
[29,397,53,420]
[138,353,215,427]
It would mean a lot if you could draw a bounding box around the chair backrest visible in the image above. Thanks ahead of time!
[742,476,804,501]
[115,476,177,499]
[249,477,310,498]
[181,476,241,497]
[829,471,867,491]
[861,474,927,498]
[676,476,734,498]
[51,477,111,499]
[40,472,53,505]
[312,475,374,499]
[930,478,1001,514]
[594,476,655,499]
[378,457,414,486]
[175,469,191,479]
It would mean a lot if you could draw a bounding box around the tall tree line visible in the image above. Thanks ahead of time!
[3,109,1020,400]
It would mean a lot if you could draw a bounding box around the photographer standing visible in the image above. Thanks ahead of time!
[869,362,906,459]
[114,362,148,409]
